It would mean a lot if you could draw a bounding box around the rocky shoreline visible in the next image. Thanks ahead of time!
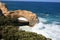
[0,2,51,40]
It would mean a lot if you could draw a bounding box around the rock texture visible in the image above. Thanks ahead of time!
[0,2,39,26]
[0,2,9,16]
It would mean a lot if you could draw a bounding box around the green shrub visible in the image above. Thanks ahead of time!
[0,16,51,40]
[0,16,20,26]
[0,25,51,40]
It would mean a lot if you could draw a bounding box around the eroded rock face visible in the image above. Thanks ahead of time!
[0,2,9,16]
[0,2,39,26]
[15,10,39,26]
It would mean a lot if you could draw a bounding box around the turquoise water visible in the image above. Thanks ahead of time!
[1,1,60,40]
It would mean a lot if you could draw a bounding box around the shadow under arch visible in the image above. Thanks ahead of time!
[0,9,4,16]
[0,9,3,39]
[12,17,29,26]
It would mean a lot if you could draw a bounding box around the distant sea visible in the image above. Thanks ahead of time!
[1,1,60,40]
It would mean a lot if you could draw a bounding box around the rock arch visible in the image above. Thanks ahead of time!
[14,10,39,26]
[0,2,39,26]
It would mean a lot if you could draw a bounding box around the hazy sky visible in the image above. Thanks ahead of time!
[1,0,60,2]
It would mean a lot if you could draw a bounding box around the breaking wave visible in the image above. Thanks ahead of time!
[19,17,60,40]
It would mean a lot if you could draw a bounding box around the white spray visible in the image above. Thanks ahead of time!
[19,17,60,40]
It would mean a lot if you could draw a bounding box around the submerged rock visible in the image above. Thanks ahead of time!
[0,2,39,27]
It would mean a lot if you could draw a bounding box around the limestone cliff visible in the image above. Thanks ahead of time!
[0,2,39,26]
[0,2,9,16]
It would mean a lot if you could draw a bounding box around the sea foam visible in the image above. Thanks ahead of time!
[19,17,60,40]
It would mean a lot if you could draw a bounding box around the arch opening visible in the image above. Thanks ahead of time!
[18,17,29,26]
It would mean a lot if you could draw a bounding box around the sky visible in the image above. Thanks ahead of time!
[1,0,60,2]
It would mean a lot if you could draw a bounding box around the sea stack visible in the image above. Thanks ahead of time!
[0,2,39,27]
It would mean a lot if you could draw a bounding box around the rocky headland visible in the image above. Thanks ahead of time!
[0,2,39,26]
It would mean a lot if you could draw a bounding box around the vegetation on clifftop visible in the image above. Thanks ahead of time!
[0,16,51,40]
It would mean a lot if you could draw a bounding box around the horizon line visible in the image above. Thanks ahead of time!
[0,0,60,2]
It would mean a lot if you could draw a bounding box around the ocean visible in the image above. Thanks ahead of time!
[1,1,60,40]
